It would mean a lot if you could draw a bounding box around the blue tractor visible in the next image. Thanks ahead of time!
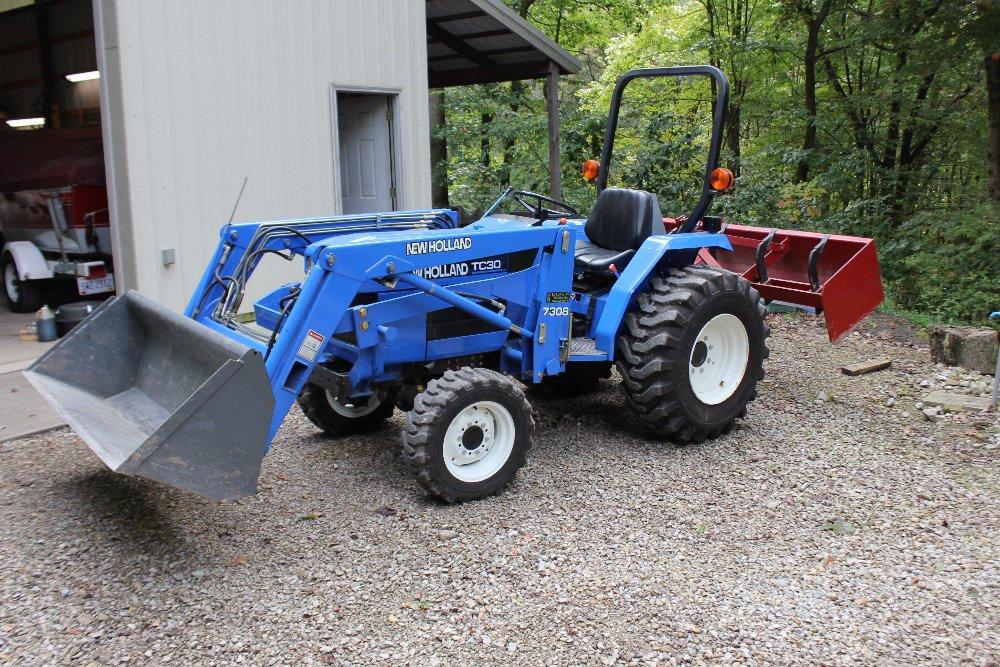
[26,67,790,502]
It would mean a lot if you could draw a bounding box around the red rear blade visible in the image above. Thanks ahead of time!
[672,219,885,342]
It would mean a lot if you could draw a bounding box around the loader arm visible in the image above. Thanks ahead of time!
[185,209,458,322]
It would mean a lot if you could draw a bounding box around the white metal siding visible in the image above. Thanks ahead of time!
[99,0,431,311]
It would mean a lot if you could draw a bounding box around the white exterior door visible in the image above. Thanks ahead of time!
[337,94,395,214]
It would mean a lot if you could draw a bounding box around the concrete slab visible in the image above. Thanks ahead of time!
[0,370,63,442]
[921,390,992,413]
[0,310,55,372]
[0,309,63,441]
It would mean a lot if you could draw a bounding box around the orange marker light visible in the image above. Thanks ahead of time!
[710,167,735,191]
[582,159,600,182]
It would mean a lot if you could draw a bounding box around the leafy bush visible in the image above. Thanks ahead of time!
[881,201,1000,327]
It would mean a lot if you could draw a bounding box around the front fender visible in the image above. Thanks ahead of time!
[593,233,732,358]
[2,241,53,280]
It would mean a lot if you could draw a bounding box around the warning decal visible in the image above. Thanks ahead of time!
[297,330,325,361]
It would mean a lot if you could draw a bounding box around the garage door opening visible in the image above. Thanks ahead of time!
[334,91,398,214]
[0,0,116,316]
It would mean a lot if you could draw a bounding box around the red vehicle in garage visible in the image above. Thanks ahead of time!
[0,128,114,312]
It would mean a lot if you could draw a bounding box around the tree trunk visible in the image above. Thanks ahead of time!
[500,80,524,189]
[481,113,492,169]
[726,105,741,175]
[796,22,820,183]
[988,53,1000,202]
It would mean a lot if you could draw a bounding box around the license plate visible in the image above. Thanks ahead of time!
[77,275,115,295]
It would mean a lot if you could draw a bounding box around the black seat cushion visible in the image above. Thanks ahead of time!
[574,242,635,274]
[574,188,663,274]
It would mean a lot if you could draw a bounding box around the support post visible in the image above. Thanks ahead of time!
[36,0,54,128]
[545,62,562,201]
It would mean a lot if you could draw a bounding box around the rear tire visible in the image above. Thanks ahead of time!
[297,383,398,437]
[616,266,768,443]
[403,367,533,502]
[2,251,43,313]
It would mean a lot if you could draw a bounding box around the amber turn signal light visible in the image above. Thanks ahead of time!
[710,167,735,191]
[582,159,600,182]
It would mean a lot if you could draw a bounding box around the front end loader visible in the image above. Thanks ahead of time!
[26,66,884,503]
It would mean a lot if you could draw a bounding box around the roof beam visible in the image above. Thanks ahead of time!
[427,28,508,43]
[428,45,535,63]
[428,61,552,88]
[428,10,487,23]
[0,28,94,57]
[426,21,495,68]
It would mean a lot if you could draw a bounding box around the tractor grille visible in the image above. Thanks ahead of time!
[426,306,504,341]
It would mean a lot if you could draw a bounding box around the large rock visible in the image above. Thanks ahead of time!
[921,390,991,412]
[927,326,999,375]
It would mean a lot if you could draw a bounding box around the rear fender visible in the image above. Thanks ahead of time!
[2,241,53,280]
[593,233,732,358]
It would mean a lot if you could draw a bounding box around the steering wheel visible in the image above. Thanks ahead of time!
[510,190,578,223]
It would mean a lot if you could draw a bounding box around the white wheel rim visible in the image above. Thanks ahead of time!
[688,313,749,405]
[3,262,18,302]
[326,391,382,418]
[443,400,516,483]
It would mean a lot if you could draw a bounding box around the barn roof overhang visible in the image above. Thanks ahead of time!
[426,0,581,88]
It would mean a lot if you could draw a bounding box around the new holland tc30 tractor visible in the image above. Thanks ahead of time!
[26,66,884,503]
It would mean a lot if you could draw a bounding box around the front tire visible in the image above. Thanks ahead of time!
[2,251,43,313]
[297,383,398,436]
[616,266,768,443]
[403,367,533,502]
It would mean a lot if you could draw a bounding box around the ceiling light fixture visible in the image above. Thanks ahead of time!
[66,70,100,82]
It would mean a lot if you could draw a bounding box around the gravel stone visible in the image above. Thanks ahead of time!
[0,313,997,665]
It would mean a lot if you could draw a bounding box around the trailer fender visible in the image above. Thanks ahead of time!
[593,233,732,357]
[2,241,53,281]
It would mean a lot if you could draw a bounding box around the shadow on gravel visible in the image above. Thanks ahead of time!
[54,470,196,555]
[528,381,664,443]
[303,423,401,464]
[296,425,418,500]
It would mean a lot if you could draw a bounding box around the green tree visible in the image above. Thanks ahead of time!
[440,0,996,325]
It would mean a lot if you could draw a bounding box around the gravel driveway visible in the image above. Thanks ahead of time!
[1,314,997,666]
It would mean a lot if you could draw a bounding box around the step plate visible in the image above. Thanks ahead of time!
[568,337,607,361]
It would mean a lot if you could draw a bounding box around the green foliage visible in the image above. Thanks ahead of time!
[438,0,995,325]
[881,201,1000,327]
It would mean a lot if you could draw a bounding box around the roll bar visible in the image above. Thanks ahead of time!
[595,65,730,234]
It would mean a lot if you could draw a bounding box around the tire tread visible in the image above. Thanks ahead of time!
[402,367,533,503]
[615,266,768,443]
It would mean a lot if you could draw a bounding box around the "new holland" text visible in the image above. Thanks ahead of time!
[405,237,472,255]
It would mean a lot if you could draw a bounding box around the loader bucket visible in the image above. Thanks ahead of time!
[667,219,885,342]
[24,291,275,500]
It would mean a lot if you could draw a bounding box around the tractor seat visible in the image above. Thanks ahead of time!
[574,188,664,275]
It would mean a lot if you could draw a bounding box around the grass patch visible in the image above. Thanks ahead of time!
[879,294,938,332]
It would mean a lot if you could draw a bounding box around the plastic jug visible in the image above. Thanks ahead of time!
[36,305,57,342]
